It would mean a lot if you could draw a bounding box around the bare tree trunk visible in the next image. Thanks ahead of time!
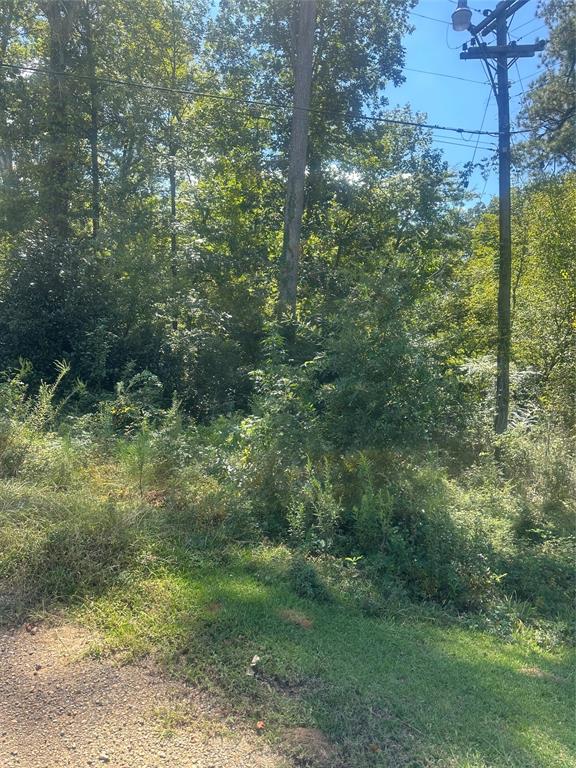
[169,0,179,330]
[277,0,317,325]
[0,2,16,182]
[82,0,100,238]
[42,0,78,240]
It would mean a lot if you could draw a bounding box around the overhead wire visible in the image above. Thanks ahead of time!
[404,66,488,84]
[0,61,532,136]
[514,61,526,97]
[480,171,491,201]
[445,3,545,203]
[471,90,493,166]
[513,23,547,41]
[409,11,450,26]
[445,23,465,50]
[434,138,495,150]
[509,16,544,34]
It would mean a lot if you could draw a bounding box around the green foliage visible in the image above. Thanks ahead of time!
[0,361,79,479]
[0,484,141,617]
[288,553,331,602]
[453,175,576,431]
[287,459,343,551]
[0,0,574,697]
[517,0,576,171]
[0,233,110,384]
[352,455,394,553]
[0,8,573,763]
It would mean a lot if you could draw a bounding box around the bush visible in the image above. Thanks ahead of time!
[287,459,343,551]
[0,358,572,631]
[168,463,257,544]
[351,456,394,553]
[504,537,575,618]
[289,554,331,602]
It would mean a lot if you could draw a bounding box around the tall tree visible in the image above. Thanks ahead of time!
[80,0,100,237]
[278,0,316,323]
[517,0,575,171]
[208,0,414,322]
[41,0,79,239]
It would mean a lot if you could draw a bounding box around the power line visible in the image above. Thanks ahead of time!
[410,11,449,26]
[0,61,531,136]
[513,23,547,42]
[480,171,491,201]
[514,61,526,97]
[520,69,544,80]
[445,23,465,50]
[404,66,488,85]
[433,137,495,150]
[471,91,493,166]
[509,16,542,34]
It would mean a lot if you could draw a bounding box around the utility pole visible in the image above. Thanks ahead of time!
[493,9,513,435]
[451,0,545,433]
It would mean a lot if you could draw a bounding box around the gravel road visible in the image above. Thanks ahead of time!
[0,624,289,768]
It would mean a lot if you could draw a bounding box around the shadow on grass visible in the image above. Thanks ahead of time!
[77,545,575,768]
[1,473,572,768]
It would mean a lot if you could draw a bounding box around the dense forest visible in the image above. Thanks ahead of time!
[0,1,574,767]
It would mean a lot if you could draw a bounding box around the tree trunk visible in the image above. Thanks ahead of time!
[0,2,16,183]
[277,0,317,324]
[82,1,100,238]
[169,0,178,330]
[42,0,77,240]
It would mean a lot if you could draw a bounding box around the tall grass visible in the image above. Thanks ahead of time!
[0,365,573,634]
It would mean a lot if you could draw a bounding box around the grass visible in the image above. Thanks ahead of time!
[70,543,575,768]
[0,417,574,768]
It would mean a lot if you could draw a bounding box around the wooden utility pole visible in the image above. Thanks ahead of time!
[459,0,545,432]
[278,0,317,326]
[494,8,512,435]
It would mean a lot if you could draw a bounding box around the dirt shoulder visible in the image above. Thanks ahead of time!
[0,623,289,768]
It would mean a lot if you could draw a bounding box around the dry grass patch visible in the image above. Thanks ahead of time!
[279,608,314,629]
[282,726,339,767]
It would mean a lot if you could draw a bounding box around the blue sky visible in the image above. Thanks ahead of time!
[389,0,548,201]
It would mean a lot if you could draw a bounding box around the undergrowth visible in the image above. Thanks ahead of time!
[0,366,573,638]
[0,366,574,767]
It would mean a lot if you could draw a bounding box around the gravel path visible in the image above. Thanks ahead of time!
[0,624,289,768]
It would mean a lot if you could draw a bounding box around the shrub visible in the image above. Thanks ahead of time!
[289,554,331,602]
[504,537,575,618]
[287,459,343,551]
[351,456,394,553]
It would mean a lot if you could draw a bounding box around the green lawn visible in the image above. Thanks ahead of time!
[77,545,575,768]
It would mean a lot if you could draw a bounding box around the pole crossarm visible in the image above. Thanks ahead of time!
[468,0,520,36]
[461,41,546,60]
[474,0,531,37]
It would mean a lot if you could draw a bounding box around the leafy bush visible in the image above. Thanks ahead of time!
[289,554,331,602]
[504,537,575,618]
[351,455,394,553]
[287,459,343,551]
[0,358,572,630]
